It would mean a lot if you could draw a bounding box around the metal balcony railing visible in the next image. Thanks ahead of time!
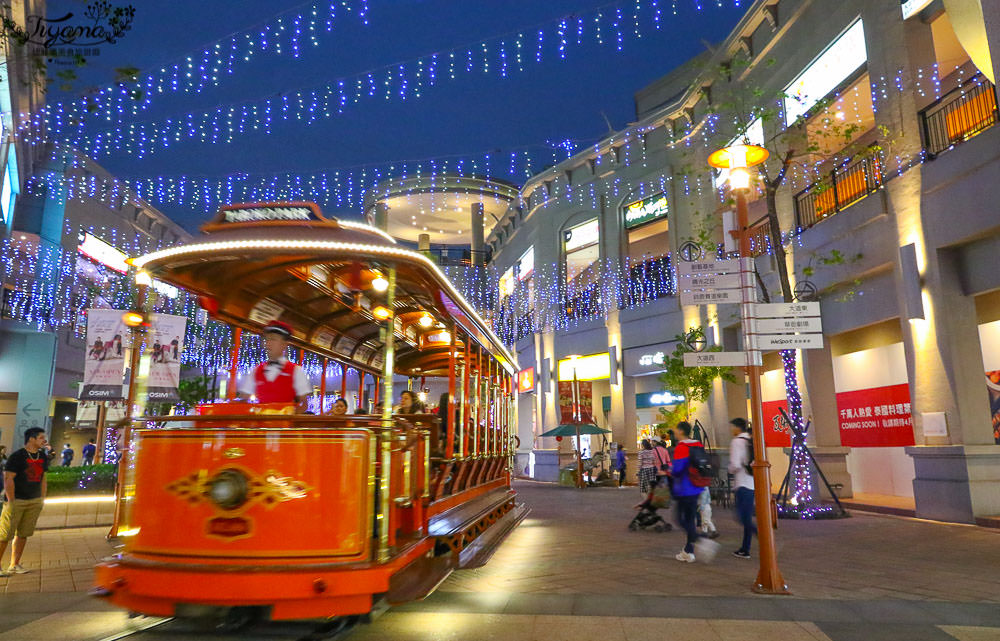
[622,254,675,308]
[794,146,884,230]
[921,74,998,158]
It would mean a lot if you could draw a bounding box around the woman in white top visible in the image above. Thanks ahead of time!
[727,418,756,558]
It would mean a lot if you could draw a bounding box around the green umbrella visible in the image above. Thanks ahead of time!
[539,423,612,437]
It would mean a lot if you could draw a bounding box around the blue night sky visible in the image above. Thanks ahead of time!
[49,0,747,230]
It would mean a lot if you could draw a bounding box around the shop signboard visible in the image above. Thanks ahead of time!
[636,391,685,409]
[146,313,188,402]
[623,193,668,229]
[901,0,933,19]
[623,342,675,376]
[558,380,593,424]
[80,309,129,400]
[517,367,535,393]
[837,383,916,447]
[760,399,792,447]
[557,353,610,381]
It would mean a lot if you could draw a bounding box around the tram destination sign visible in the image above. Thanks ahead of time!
[210,202,326,226]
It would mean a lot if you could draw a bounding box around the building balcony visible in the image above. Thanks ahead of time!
[621,254,675,308]
[920,74,998,159]
[794,145,885,231]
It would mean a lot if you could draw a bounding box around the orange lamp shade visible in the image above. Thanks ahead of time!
[707,144,769,169]
[122,311,145,327]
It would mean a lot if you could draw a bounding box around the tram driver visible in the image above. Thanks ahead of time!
[238,320,311,413]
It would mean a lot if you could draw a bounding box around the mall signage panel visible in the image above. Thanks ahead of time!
[78,233,129,273]
[635,391,685,409]
[517,367,535,393]
[623,193,668,229]
[837,383,916,447]
[623,342,674,376]
[557,352,610,381]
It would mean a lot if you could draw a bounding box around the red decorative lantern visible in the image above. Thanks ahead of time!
[555,435,563,442]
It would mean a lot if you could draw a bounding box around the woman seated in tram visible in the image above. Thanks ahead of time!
[395,390,425,415]
[325,398,350,416]
[237,321,311,413]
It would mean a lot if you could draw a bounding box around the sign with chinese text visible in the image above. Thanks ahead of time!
[837,383,915,447]
[636,391,685,409]
[623,342,675,376]
[761,399,792,447]
[683,351,762,368]
[558,380,593,424]
[623,193,668,229]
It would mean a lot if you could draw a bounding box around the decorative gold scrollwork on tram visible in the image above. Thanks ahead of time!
[166,466,313,512]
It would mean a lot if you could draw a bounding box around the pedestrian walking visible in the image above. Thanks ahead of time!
[636,439,656,495]
[61,443,74,467]
[671,421,704,562]
[82,439,96,466]
[728,417,757,559]
[0,428,50,576]
[615,445,627,488]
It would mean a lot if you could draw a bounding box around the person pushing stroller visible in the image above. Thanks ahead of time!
[628,437,673,532]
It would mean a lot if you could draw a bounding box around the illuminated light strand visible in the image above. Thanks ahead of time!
[23,0,745,157]
[31,1,371,126]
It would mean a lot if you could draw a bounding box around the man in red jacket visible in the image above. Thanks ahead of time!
[238,321,311,412]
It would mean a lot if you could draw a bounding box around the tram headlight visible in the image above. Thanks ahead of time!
[207,469,249,511]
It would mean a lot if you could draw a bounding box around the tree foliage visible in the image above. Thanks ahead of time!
[656,327,738,430]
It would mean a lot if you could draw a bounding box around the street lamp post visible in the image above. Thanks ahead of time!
[707,144,789,595]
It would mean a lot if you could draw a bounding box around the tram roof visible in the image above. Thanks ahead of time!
[132,202,517,377]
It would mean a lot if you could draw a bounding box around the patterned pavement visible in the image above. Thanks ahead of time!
[0,481,999,640]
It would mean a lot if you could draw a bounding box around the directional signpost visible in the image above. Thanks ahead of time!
[751,300,823,351]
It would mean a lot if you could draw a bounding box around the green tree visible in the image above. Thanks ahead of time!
[656,327,738,431]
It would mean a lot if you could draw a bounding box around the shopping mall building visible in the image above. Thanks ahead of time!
[484,0,1000,523]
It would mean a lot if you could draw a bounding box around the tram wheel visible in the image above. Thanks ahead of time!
[299,615,360,641]
[214,606,263,632]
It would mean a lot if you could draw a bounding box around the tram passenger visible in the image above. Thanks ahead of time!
[395,390,424,414]
[326,398,349,416]
[237,321,311,413]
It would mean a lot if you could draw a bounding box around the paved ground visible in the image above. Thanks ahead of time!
[1,480,999,640]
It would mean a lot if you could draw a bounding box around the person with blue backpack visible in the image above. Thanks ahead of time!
[671,421,714,562]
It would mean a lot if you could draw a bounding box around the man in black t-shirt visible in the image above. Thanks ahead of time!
[0,427,49,576]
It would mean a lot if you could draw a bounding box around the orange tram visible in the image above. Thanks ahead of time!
[93,202,528,627]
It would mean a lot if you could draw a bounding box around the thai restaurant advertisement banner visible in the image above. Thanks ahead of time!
[558,381,593,424]
[146,313,188,402]
[80,309,129,400]
[833,343,915,447]
[978,320,1000,444]
[759,369,791,447]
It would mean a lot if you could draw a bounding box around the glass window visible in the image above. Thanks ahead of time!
[498,265,516,299]
[784,20,867,126]
[516,246,534,282]
[564,219,599,287]
[804,72,875,157]
[0,152,15,226]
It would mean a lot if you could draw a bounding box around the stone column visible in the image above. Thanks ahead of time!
[801,344,853,498]
[374,202,389,232]
[470,202,485,266]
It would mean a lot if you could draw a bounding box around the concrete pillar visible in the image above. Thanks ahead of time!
[802,344,854,498]
[470,202,485,267]
[10,333,57,444]
[374,202,389,232]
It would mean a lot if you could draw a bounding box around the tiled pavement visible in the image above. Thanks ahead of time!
[1,481,999,640]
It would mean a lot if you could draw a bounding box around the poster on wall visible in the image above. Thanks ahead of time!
[978,320,1000,444]
[760,399,792,447]
[837,383,915,447]
[558,381,593,424]
[147,313,188,402]
[80,309,129,400]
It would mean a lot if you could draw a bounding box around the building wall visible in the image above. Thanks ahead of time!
[484,0,1000,520]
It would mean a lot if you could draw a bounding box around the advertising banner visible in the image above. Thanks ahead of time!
[978,320,1000,444]
[80,309,129,400]
[558,381,593,424]
[837,383,915,447]
[760,399,792,447]
[147,313,188,402]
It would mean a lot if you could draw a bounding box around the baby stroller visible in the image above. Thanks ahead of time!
[628,479,673,533]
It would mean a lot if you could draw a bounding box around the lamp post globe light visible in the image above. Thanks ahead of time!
[707,144,789,595]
